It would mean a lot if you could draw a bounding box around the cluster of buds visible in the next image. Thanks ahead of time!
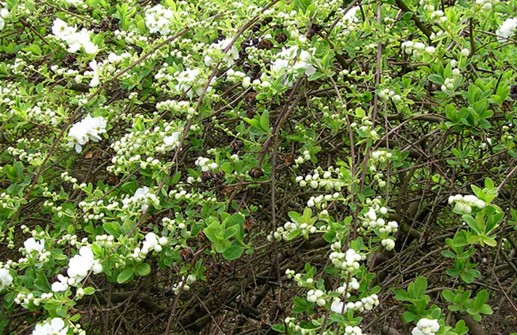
[378,88,402,103]
[412,318,440,335]
[294,150,311,166]
[331,293,380,314]
[401,40,436,56]
[268,220,318,241]
[307,289,326,306]
[351,117,379,140]
[195,157,218,172]
[474,0,498,11]
[448,194,485,214]
[307,192,341,209]
[295,167,346,191]
[329,243,365,272]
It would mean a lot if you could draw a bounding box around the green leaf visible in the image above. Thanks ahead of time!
[462,215,483,235]
[460,269,480,283]
[82,287,95,295]
[411,277,428,298]
[34,272,51,291]
[293,296,314,313]
[442,289,455,302]
[136,262,151,276]
[428,74,444,85]
[222,245,245,260]
[117,268,134,283]
[260,110,270,134]
[204,219,222,242]
[103,222,121,237]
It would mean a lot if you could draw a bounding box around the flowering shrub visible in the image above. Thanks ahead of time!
[0,0,516,334]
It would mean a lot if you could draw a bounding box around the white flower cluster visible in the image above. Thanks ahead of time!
[332,6,360,38]
[293,150,311,166]
[440,60,462,92]
[131,232,168,260]
[448,194,485,214]
[329,243,365,272]
[84,52,130,87]
[63,0,85,7]
[67,115,107,153]
[344,326,364,335]
[379,88,402,103]
[145,4,174,35]
[195,156,218,172]
[174,68,213,98]
[336,277,360,296]
[169,185,217,203]
[204,38,239,67]
[306,193,340,209]
[496,17,517,42]
[412,318,440,335]
[360,203,398,249]
[351,117,379,140]
[161,131,181,151]
[0,5,9,31]
[401,41,436,56]
[31,317,68,335]
[475,0,498,11]
[113,29,149,44]
[225,69,252,89]
[172,274,197,293]
[271,45,316,84]
[109,128,165,173]
[0,268,13,291]
[22,238,50,265]
[51,245,102,291]
[295,167,346,191]
[15,291,52,307]
[51,18,98,54]
[307,288,326,306]
[23,104,60,126]
[268,219,318,241]
[156,99,197,119]
[371,149,393,163]
[331,293,380,314]
[122,186,159,212]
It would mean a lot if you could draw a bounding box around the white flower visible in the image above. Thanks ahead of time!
[67,245,102,284]
[52,18,74,39]
[412,318,440,335]
[51,274,69,292]
[24,238,45,254]
[32,317,68,335]
[205,38,239,67]
[88,60,101,87]
[343,6,360,24]
[51,19,98,54]
[163,132,181,150]
[496,17,517,42]
[64,0,84,6]
[271,46,316,83]
[123,186,155,212]
[141,232,159,254]
[145,4,174,35]
[67,115,107,153]
[381,238,395,251]
[331,299,345,313]
[0,7,9,19]
[0,268,13,290]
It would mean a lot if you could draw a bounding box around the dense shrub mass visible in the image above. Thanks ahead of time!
[0,0,516,334]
